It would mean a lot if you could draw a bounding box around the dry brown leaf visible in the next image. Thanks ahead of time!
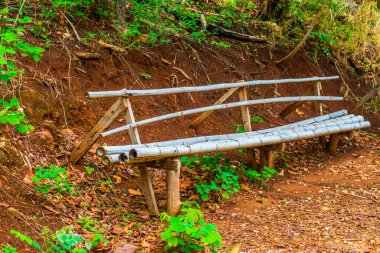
[141,240,150,248]
[0,202,10,208]
[111,226,124,235]
[113,175,122,184]
[240,184,250,191]
[230,244,241,253]
[43,205,60,214]
[128,189,143,196]
[295,108,305,116]
[99,184,109,193]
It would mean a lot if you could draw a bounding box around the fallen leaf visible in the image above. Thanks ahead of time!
[43,205,60,214]
[141,240,150,248]
[99,184,109,193]
[111,226,124,235]
[128,189,142,196]
[0,202,10,208]
[113,175,122,184]
[23,173,34,185]
[240,184,250,191]
[230,244,241,253]
[296,108,305,116]
[321,206,330,211]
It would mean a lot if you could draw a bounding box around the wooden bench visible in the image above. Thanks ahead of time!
[70,76,370,216]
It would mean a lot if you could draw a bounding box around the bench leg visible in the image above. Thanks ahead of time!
[259,150,275,171]
[247,148,257,170]
[138,167,159,215]
[165,158,181,216]
[328,134,340,153]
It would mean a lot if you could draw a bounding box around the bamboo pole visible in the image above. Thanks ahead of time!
[85,76,339,99]
[128,121,370,160]
[106,115,365,164]
[101,96,344,137]
[101,155,120,166]
[98,112,358,159]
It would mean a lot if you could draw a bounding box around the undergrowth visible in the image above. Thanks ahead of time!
[269,0,380,82]
[181,153,277,201]
[1,217,108,252]
[160,201,222,253]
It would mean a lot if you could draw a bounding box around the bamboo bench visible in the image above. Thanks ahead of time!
[70,76,370,216]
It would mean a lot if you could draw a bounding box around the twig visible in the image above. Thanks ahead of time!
[61,12,82,42]
[275,10,323,64]
[98,41,126,53]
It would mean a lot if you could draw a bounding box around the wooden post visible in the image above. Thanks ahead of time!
[259,144,284,170]
[165,158,181,216]
[328,134,340,153]
[123,98,159,216]
[70,98,125,164]
[238,87,257,170]
[313,81,326,148]
[190,87,239,129]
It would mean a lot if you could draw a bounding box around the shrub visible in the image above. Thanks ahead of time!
[181,154,240,201]
[160,201,222,253]
[31,165,72,194]
[0,98,33,133]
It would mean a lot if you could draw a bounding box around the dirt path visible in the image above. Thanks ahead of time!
[210,137,380,252]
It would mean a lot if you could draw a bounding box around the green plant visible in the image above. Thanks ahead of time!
[84,166,94,175]
[7,220,108,253]
[76,216,108,250]
[9,228,87,253]
[160,201,222,253]
[140,72,152,79]
[9,230,41,251]
[0,7,44,83]
[181,154,240,200]
[31,165,72,194]
[0,245,17,253]
[0,98,34,133]
[245,166,277,185]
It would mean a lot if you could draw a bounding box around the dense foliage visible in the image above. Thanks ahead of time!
[160,201,222,252]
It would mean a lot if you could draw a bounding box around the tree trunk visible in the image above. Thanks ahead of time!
[261,0,289,20]
[95,0,125,24]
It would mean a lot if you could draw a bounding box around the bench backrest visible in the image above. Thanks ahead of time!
[70,76,341,164]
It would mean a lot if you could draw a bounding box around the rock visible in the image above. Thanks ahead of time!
[0,139,23,167]
[113,242,143,253]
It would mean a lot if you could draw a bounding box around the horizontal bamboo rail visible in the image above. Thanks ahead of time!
[86,76,339,98]
[96,110,349,156]
[101,96,344,137]
[128,121,370,160]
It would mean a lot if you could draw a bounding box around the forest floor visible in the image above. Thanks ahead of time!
[208,132,380,253]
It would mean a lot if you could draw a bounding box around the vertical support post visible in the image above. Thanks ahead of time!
[313,81,326,148]
[70,98,125,164]
[165,158,181,216]
[123,98,159,216]
[259,144,284,170]
[328,134,340,153]
[238,87,257,170]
